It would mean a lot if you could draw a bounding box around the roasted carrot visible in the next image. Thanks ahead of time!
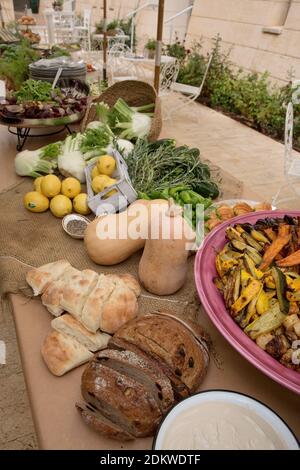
[276,248,300,267]
[259,225,291,271]
[263,227,276,242]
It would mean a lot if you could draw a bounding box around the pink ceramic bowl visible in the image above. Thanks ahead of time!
[195,210,300,395]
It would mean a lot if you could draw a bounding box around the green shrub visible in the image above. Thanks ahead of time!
[168,35,300,149]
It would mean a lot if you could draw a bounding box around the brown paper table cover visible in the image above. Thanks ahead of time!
[1,173,299,449]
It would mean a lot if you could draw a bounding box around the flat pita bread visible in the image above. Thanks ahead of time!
[80,274,115,333]
[41,330,93,376]
[41,266,81,317]
[60,269,98,320]
[26,260,71,296]
[100,277,138,334]
[106,273,141,297]
[51,314,110,352]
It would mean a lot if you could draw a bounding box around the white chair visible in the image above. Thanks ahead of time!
[159,60,180,97]
[108,43,143,84]
[50,11,75,44]
[73,8,91,50]
[164,54,213,119]
[272,81,300,206]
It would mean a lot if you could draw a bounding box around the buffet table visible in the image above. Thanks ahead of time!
[1,130,299,449]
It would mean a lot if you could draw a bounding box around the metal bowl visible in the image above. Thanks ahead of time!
[62,213,91,239]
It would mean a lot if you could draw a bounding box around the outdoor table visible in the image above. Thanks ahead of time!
[1,132,299,449]
[123,55,176,64]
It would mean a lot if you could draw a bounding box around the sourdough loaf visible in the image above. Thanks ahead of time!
[78,312,210,440]
[114,313,210,393]
[76,403,134,441]
[81,359,162,437]
[109,336,189,400]
[96,348,174,412]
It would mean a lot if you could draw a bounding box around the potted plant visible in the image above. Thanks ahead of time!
[52,0,63,11]
[144,38,156,59]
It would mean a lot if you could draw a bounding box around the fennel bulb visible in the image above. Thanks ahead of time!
[116,139,134,157]
[86,121,104,130]
[58,134,86,182]
[15,149,57,178]
[96,98,153,141]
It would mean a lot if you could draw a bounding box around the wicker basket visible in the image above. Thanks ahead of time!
[81,80,162,141]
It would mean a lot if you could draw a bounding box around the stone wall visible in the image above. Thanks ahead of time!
[186,0,300,84]
[1,0,15,24]
[55,0,192,45]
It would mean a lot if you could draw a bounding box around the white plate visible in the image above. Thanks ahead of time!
[153,390,299,450]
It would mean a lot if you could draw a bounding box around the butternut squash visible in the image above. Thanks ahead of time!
[138,200,196,295]
[84,199,168,266]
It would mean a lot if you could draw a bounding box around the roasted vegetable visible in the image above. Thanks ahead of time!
[231,280,261,317]
[276,248,300,267]
[217,217,300,372]
[256,289,270,315]
[250,229,269,244]
[260,225,291,271]
[245,303,286,340]
[272,267,290,314]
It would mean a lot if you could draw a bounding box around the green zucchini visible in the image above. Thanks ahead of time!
[271,267,289,314]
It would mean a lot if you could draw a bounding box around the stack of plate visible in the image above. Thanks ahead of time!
[29,57,87,83]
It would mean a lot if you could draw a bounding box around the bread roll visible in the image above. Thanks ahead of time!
[41,330,93,376]
[26,260,70,296]
[51,314,111,352]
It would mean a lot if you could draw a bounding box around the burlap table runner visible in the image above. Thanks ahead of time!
[0,172,242,321]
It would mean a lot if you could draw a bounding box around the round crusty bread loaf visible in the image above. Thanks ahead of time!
[81,359,162,438]
[109,336,190,400]
[114,313,210,393]
[96,348,174,413]
[76,402,135,441]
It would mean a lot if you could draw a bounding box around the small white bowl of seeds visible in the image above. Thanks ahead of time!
[62,214,91,239]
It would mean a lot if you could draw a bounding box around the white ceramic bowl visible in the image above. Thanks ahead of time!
[153,390,299,450]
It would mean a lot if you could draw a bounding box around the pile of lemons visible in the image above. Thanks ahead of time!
[91,155,117,198]
[24,175,91,218]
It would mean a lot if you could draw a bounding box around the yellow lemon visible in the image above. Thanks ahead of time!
[33,176,44,193]
[41,174,61,198]
[102,177,118,198]
[91,165,99,180]
[97,155,116,176]
[73,193,91,215]
[103,189,118,199]
[50,194,72,218]
[24,191,49,213]
[91,174,112,194]
[61,177,81,199]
